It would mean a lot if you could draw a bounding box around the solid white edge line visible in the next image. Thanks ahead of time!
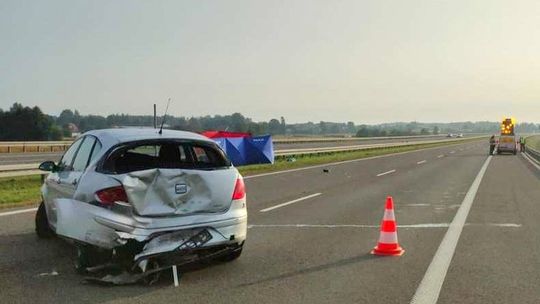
[260,193,322,213]
[244,141,478,180]
[410,155,492,304]
[376,169,396,177]
[0,207,38,217]
[522,152,540,170]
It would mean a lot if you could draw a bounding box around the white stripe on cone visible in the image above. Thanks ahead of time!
[378,231,399,244]
[383,210,396,221]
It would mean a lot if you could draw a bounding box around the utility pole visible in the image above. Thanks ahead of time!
[153,104,157,129]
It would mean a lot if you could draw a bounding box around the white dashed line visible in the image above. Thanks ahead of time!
[376,169,396,177]
[260,193,322,212]
[0,207,37,217]
[437,155,444,158]
[449,151,455,154]
[417,160,427,165]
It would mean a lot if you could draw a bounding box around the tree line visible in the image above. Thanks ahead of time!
[1,103,539,141]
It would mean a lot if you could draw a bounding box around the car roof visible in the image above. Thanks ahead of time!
[83,128,213,148]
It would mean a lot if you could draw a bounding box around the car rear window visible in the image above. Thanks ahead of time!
[100,141,230,174]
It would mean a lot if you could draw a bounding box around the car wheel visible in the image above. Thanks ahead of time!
[218,245,243,262]
[35,201,55,238]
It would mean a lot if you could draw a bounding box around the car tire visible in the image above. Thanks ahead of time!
[218,245,243,262]
[35,201,55,238]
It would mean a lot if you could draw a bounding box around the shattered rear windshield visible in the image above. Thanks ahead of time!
[100,140,231,174]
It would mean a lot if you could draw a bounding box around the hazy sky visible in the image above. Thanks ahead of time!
[1,0,540,123]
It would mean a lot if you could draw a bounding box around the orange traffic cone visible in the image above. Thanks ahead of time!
[371,196,405,256]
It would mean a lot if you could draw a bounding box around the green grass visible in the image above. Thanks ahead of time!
[0,175,42,208]
[0,137,482,209]
[526,135,540,150]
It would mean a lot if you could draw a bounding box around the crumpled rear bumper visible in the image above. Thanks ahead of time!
[53,198,247,255]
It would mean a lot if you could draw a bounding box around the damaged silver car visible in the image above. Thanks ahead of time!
[35,128,247,284]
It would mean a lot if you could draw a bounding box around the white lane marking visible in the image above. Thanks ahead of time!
[0,207,37,217]
[244,142,475,180]
[248,223,519,229]
[405,204,431,207]
[376,169,396,177]
[417,160,427,165]
[410,156,492,304]
[522,152,540,170]
[248,224,447,229]
[260,193,322,213]
[172,265,179,287]
[449,151,455,154]
[437,155,444,158]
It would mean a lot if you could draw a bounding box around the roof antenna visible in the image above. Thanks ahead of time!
[158,98,171,135]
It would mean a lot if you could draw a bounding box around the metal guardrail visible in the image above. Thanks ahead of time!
[524,145,540,163]
[0,142,71,153]
[0,136,484,178]
[274,136,484,158]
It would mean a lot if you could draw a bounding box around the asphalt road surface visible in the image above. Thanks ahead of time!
[1,139,539,303]
[0,136,452,165]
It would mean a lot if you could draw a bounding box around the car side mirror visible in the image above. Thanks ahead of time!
[39,161,57,172]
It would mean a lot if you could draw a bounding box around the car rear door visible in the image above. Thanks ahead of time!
[63,136,101,196]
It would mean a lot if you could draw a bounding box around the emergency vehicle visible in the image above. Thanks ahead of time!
[497,118,517,155]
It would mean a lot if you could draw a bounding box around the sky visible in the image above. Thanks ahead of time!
[1,0,540,124]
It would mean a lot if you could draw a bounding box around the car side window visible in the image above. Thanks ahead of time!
[88,140,102,164]
[58,138,83,171]
[72,136,96,172]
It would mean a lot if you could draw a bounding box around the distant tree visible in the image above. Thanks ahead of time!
[268,119,282,135]
[0,103,59,140]
[433,126,440,135]
[420,128,430,135]
[280,116,286,135]
[230,113,247,132]
[346,121,356,134]
[356,125,369,137]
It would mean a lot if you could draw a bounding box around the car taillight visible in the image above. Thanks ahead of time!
[95,186,128,206]
[232,177,246,200]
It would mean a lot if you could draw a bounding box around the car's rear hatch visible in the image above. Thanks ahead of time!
[120,168,237,216]
[99,139,238,217]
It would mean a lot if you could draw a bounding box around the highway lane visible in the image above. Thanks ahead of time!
[0,136,455,165]
[1,140,538,303]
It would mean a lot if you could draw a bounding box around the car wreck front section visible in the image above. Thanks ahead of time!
[43,129,247,284]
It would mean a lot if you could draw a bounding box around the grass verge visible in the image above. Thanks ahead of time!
[526,135,540,151]
[0,138,483,209]
[0,175,42,209]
